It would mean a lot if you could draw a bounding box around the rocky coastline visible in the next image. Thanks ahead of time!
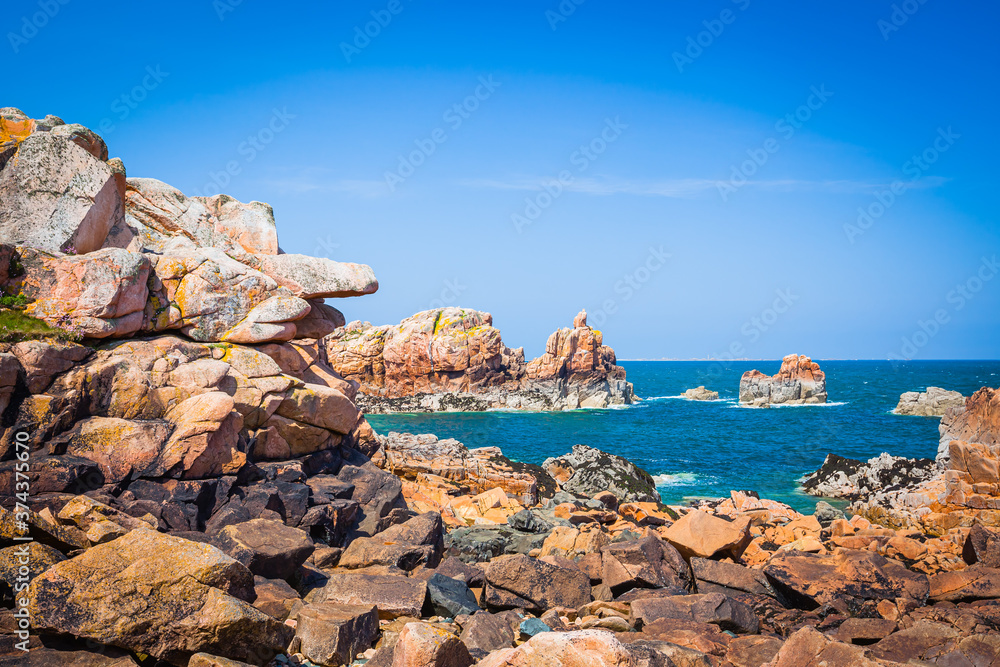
[739,354,827,407]
[1,107,1000,666]
[326,308,637,412]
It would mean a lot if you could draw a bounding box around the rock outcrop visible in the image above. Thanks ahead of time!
[326,308,636,412]
[894,386,965,417]
[0,109,375,344]
[801,453,937,501]
[938,386,1000,461]
[542,444,660,504]
[739,354,827,406]
[682,386,718,400]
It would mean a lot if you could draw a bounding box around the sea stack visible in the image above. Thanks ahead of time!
[894,387,965,417]
[326,308,636,412]
[739,354,827,406]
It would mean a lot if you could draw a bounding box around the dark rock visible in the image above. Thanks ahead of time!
[691,558,773,597]
[339,511,444,571]
[0,542,65,602]
[309,572,428,619]
[458,611,520,653]
[764,548,929,610]
[483,554,591,613]
[601,535,691,596]
[445,526,545,563]
[432,557,486,587]
[214,518,314,581]
[251,576,301,621]
[519,617,551,637]
[630,592,759,634]
[963,523,1000,568]
[290,603,378,667]
[801,453,935,501]
[306,475,355,504]
[427,573,480,618]
[298,498,359,546]
[337,463,406,538]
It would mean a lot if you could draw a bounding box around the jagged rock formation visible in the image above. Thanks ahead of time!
[542,444,661,503]
[801,453,937,500]
[739,354,827,406]
[938,386,1000,461]
[894,386,965,417]
[0,108,376,343]
[326,308,636,412]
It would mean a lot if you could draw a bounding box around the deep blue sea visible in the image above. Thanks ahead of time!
[366,361,1000,513]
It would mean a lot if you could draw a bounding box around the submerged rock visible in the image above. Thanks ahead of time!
[739,354,827,406]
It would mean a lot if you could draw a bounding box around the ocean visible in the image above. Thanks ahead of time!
[365,360,1000,513]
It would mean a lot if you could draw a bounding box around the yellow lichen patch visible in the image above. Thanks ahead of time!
[0,116,35,148]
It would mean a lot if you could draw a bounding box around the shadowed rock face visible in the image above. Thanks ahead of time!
[739,354,827,406]
[326,308,636,412]
[543,444,660,504]
[801,453,936,501]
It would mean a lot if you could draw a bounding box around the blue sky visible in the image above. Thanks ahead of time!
[7,1,999,359]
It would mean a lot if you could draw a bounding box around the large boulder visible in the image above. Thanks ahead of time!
[309,572,428,619]
[630,592,759,634]
[894,386,965,417]
[0,127,123,254]
[290,603,378,667]
[483,554,591,612]
[600,535,691,596]
[14,246,150,338]
[662,510,751,560]
[764,548,929,609]
[214,519,314,581]
[26,528,292,666]
[391,622,473,667]
[339,512,444,571]
[543,444,660,504]
[739,354,827,406]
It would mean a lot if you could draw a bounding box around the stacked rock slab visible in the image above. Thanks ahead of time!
[0,108,376,343]
[739,353,827,406]
[326,307,636,411]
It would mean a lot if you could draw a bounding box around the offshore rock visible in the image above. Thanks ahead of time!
[739,354,826,406]
[894,386,965,417]
[542,444,660,504]
[801,453,936,501]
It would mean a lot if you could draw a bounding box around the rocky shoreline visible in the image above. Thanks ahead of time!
[1,107,999,666]
[326,309,637,412]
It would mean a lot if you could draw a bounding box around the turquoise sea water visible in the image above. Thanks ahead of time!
[366,361,1000,513]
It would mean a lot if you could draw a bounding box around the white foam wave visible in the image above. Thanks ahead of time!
[653,472,700,486]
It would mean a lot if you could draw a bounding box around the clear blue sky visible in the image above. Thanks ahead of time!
[7,1,998,360]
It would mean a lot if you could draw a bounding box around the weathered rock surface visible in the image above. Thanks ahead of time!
[327,308,636,412]
[214,518,314,580]
[801,452,936,501]
[938,386,1000,461]
[662,510,751,560]
[483,554,591,612]
[682,386,719,401]
[543,444,660,504]
[476,630,639,667]
[310,572,428,619]
[764,548,929,609]
[894,386,965,417]
[290,603,378,667]
[26,528,292,666]
[739,354,827,406]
